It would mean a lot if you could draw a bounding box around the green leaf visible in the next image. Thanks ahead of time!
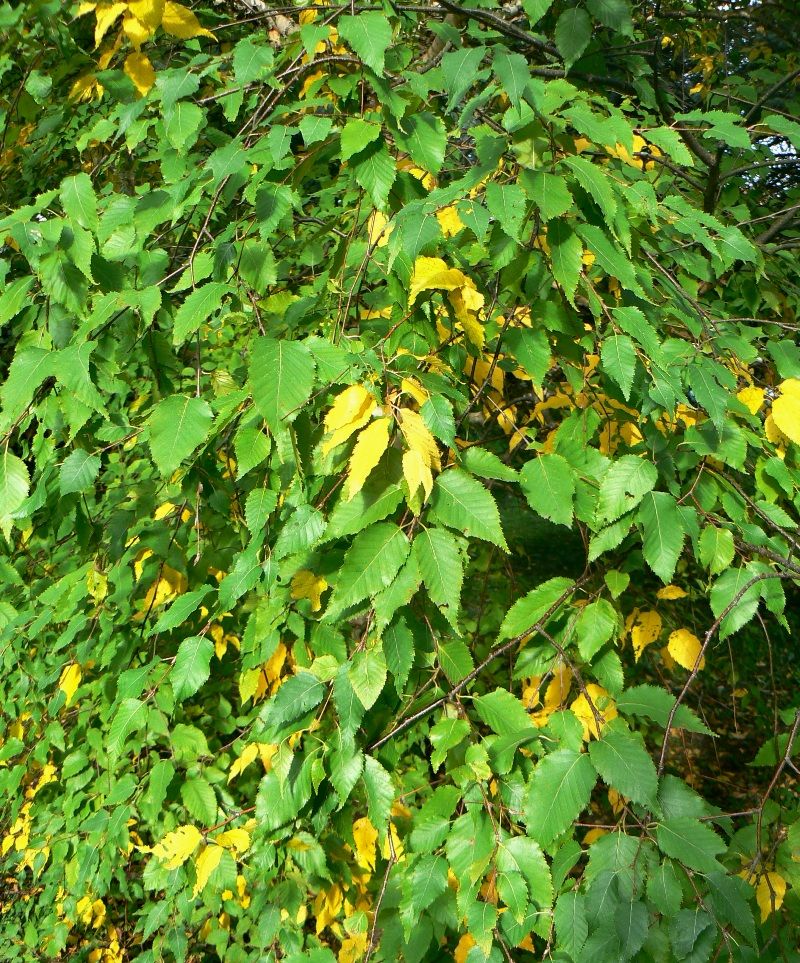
[148,395,213,476]
[408,855,448,914]
[639,491,684,583]
[486,182,527,240]
[527,749,596,846]
[493,50,531,109]
[0,277,35,328]
[548,219,583,306]
[656,817,725,874]
[325,523,410,619]
[340,119,381,162]
[61,172,98,233]
[615,900,648,960]
[577,224,643,295]
[647,858,683,916]
[555,7,591,68]
[164,101,204,153]
[59,449,100,495]
[554,891,588,958]
[338,12,392,75]
[363,755,394,833]
[383,616,416,694]
[698,525,734,575]
[460,446,518,482]
[234,425,271,480]
[499,577,575,640]
[151,587,213,635]
[474,689,535,737]
[0,347,53,429]
[438,639,474,684]
[244,488,279,535]
[520,453,575,527]
[430,469,508,550]
[562,155,617,220]
[412,527,463,625]
[0,449,30,518]
[395,112,447,174]
[108,698,146,757]
[352,139,397,210]
[524,171,574,222]
[601,335,636,402]
[504,327,551,391]
[616,685,713,736]
[441,46,487,110]
[498,836,552,908]
[575,599,619,660]
[430,717,470,771]
[181,776,217,825]
[172,636,214,701]
[709,567,761,640]
[597,455,658,523]
[348,643,388,710]
[497,869,528,921]
[263,672,325,729]
[249,337,316,431]
[421,395,455,447]
[588,722,658,807]
[586,0,633,34]
[172,282,229,345]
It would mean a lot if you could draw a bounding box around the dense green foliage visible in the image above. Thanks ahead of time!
[1,0,800,960]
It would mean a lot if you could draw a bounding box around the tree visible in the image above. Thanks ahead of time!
[0,0,799,959]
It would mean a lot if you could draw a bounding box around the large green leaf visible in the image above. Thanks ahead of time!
[656,817,726,874]
[148,395,213,476]
[430,469,508,550]
[338,12,392,75]
[596,455,658,523]
[249,337,316,430]
[325,523,410,619]
[588,722,658,807]
[519,453,575,527]
[639,491,684,583]
[526,749,597,846]
[411,526,463,625]
[172,636,214,701]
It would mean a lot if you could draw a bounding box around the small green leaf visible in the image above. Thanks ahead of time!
[148,395,213,476]
[172,636,214,701]
[520,453,575,527]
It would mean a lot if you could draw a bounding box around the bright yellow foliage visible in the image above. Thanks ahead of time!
[656,585,687,600]
[162,1,215,39]
[322,384,375,455]
[772,380,800,445]
[570,684,618,740]
[627,609,662,661]
[667,628,705,670]
[192,843,224,897]
[291,569,329,611]
[344,417,391,500]
[58,663,82,706]
[352,816,378,871]
[756,871,787,922]
[399,408,440,501]
[152,825,203,869]
[215,828,251,855]
[124,52,156,95]
[737,386,765,415]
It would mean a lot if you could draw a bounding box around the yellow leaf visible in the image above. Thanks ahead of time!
[162,1,215,39]
[570,683,617,741]
[737,386,765,415]
[58,663,82,707]
[689,82,704,95]
[402,447,433,502]
[454,934,477,963]
[127,0,164,29]
[583,827,608,845]
[408,256,468,306]
[399,408,440,471]
[339,932,367,963]
[627,609,662,661]
[772,381,800,444]
[124,52,156,96]
[344,418,391,501]
[448,282,485,350]
[227,742,258,782]
[400,377,429,406]
[123,14,153,48]
[94,2,127,47]
[192,843,224,897]
[352,816,377,871]
[436,205,464,237]
[258,742,278,771]
[215,828,250,855]
[656,585,687,600]
[153,825,203,869]
[322,384,375,455]
[756,871,786,922]
[367,211,392,247]
[291,569,329,611]
[77,2,98,14]
[667,628,705,670]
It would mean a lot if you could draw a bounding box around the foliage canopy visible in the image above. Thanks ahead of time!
[1,0,800,960]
